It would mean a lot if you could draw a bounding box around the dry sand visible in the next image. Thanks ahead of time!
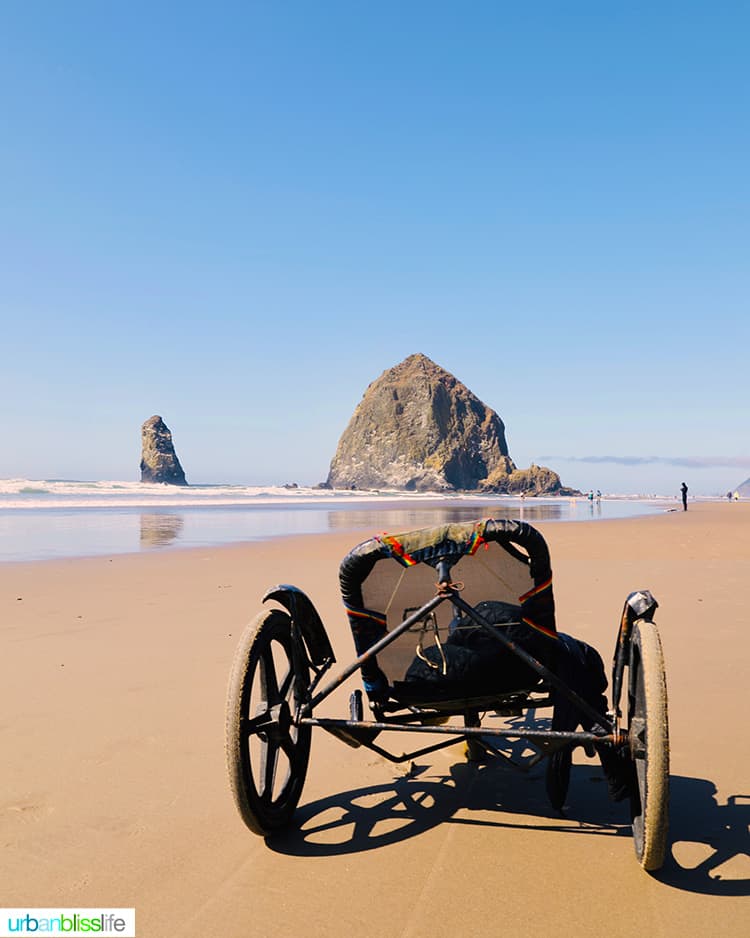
[1,502,748,937]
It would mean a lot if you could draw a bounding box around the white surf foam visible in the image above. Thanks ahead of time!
[0,478,498,510]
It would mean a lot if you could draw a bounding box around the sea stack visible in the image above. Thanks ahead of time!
[326,353,573,494]
[140,416,188,485]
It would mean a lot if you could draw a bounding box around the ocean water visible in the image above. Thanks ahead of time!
[0,479,666,562]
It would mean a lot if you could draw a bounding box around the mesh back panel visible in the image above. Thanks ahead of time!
[360,542,534,683]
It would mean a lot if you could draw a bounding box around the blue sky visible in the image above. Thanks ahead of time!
[1,1,747,495]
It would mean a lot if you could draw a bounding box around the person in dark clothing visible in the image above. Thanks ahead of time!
[681,482,688,511]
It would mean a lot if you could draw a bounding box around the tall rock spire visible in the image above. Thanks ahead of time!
[140,415,188,485]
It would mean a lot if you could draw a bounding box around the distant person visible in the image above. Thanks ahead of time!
[727,491,733,501]
[596,489,601,501]
[680,482,688,511]
[587,490,594,501]
[734,491,740,501]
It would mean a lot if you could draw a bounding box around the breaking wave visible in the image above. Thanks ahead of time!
[0,478,484,510]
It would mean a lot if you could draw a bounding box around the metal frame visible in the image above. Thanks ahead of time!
[294,573,621,769]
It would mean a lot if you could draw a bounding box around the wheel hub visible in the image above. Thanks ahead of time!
[266,699,292,741]
[629,717,646,759]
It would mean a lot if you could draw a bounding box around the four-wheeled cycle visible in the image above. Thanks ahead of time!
[225,518,669,870]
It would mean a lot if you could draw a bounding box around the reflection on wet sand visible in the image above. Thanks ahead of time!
[325,501,582,534]
[140,513,185,549]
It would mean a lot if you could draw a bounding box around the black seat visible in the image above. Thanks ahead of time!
[391,600,550,706]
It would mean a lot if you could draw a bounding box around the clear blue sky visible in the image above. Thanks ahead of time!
[1,1,747,495]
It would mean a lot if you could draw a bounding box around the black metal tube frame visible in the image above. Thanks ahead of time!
[301,716,612,745]
[300,715,613,766]
[298,585,614,736]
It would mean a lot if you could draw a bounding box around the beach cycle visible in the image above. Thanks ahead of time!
[225,518,669,870]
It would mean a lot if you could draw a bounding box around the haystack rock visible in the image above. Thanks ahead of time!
[140,416,188,485]
[326,353,574,494]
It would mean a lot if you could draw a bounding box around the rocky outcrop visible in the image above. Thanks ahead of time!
[140,416,188,485]
[480,464,578,496]
[326,354,573,494]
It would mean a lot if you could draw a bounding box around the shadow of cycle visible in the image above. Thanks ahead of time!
[267,755,627,858]
[268,754,749,896]
[657,778,749,895]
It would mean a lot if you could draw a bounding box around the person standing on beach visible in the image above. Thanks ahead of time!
[681,482,688,511]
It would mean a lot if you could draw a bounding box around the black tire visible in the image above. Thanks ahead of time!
[226,608,311,835]
[628,618,669,870]
[545,746,572,812]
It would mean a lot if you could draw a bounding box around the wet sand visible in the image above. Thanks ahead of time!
[1,502,748,936]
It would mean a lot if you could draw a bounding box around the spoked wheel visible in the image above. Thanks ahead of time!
[627,618,669,870]
[226,608,311,835]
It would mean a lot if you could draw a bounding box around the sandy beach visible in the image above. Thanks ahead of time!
[1,502,748,937]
